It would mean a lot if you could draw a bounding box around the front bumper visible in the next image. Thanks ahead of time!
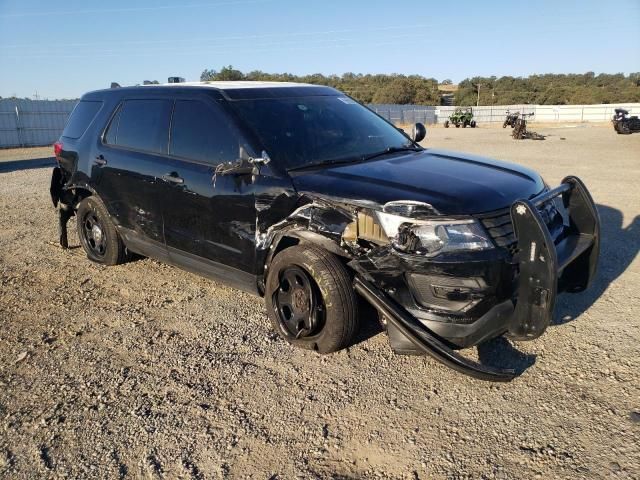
[356,176,600,381]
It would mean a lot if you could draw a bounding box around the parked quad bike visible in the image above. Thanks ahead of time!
[444,108,476,128]
[503,110,520,128]
[512,113,545,140]
[612,108,640,134]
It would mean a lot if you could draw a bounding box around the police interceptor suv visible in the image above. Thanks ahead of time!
[50,81,600,381]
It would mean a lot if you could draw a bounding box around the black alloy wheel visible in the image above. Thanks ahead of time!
[76,196,127,265]
[81,210,107,258]
[273,266,324,339]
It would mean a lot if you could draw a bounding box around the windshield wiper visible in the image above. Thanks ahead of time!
[288,145,423,173]
[287,156,363,172]
[360,145,422,162]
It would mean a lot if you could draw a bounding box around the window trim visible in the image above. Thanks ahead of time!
[100,94,253,168]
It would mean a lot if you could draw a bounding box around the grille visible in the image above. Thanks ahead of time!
[479,211,515,248]
[479,199,565,254]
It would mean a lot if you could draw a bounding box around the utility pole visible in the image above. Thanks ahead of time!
[474,83,482,107]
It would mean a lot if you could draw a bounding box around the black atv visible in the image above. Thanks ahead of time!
[612,108,640,134]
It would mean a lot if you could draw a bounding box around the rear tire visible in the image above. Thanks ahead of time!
[471,120,477,128]
[76,196,127,265]
[265,244,358,353]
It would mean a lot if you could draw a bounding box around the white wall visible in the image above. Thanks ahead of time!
[434,103,640,124]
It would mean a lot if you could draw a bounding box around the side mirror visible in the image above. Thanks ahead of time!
[215,160,255,176]
[214,151,271,177]
[411,123,427,143]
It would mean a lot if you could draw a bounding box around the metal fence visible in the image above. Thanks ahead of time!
[1,99,639,148]
[0,99,77,148]
[368,104,436,125]
[370,103,640,125]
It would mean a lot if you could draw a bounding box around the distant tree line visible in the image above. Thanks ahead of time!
[201,66,640,105]
[456,73,640,105]
[201,66,440,104]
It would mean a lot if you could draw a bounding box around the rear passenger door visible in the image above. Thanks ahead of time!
[95,98,172,258]
[161,98,258,288]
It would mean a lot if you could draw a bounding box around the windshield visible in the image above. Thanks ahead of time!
[229,95,415,170]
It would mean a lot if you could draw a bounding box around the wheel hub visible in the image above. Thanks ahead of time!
[292,288,308,312]
[91,224,103,244]
[273,266,323,339]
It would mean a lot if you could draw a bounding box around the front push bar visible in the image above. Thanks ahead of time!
[508,176,600,340]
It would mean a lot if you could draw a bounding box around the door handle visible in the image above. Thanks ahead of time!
[94,155,107,166]
[162,172,184,184]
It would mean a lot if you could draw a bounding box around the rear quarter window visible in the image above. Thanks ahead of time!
[62,100,103,139]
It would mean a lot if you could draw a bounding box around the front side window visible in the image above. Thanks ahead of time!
[229,95,413,170]
[169,100,240,164]
[105,99,171,154]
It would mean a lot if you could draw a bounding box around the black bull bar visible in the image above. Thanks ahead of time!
[354,176,600,382]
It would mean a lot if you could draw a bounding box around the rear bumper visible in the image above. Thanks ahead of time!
[357,176,600,381]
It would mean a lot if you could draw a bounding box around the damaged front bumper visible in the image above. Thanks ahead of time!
[356,176,600,381]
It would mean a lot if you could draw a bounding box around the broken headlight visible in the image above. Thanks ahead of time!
[375,211,493,256]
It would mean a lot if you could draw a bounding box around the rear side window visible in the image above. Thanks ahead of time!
[62,100,103,139]
[169,100,239,164]
[105,99,171,154]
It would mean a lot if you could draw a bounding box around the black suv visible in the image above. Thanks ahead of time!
[51,82,600,381]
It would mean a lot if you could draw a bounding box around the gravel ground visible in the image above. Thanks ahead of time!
[0,125,638,479]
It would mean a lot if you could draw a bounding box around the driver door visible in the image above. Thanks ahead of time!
[161,97,259,290]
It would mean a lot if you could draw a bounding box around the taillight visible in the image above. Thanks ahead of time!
[53,141,63,157]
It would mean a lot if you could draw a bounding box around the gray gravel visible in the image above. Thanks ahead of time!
[0,125,638,479]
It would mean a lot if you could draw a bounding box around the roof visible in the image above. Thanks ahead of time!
[87,81,340,100]
[151,81,313,90]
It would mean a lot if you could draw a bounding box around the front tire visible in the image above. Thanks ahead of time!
[444,120,450,128]
[76,196,127,265]
[265,245,358,353]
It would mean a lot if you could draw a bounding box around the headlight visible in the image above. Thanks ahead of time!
[375,211,493,256]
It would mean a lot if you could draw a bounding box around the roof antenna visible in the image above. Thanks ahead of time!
[110,82,121,88]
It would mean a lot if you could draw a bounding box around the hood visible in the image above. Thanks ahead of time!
[291,148,545,215]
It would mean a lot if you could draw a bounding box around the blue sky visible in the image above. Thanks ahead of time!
[1,0,639,99]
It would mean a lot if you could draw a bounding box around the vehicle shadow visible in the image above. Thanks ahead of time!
[476,336,537,375]
[475,203,637,376]
[553,204,639,325]
[0,157,55,173]
[349,298,384,347]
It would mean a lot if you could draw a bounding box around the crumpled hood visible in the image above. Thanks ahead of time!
[291,148,545,215]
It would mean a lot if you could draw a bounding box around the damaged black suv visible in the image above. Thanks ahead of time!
[51,82,600,381]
